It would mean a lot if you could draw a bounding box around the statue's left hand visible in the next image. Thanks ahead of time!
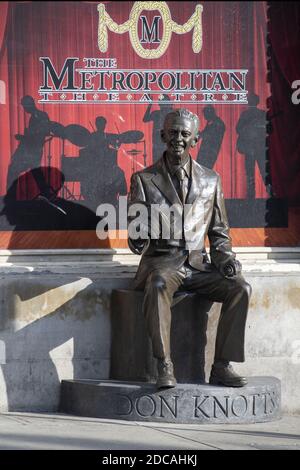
[222,259,242,278]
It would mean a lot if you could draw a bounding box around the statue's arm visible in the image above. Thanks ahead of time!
[127,173,149,255]
[208,175,241,277]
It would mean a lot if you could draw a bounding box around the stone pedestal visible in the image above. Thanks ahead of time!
[60,377,281,424]
[110,289,214,383]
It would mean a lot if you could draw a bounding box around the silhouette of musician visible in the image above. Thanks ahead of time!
[196,106,225,169]
[90,116,121,165]
[236,94,268,199]
[80,116,127,209]
[143,95,173,163]
[6,95,52,199]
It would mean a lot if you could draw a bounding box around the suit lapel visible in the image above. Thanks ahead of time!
[151,157,182,206]
[186,158,204,205]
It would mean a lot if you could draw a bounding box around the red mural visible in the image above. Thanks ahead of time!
[0,1,298,247]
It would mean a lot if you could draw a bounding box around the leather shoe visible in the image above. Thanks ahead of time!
[209,364,247,387]
[156,358,177,389]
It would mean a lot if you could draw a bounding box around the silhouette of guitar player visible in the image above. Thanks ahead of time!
[196,106,225,170]
[6,95,53,200]
[236,94,269,199]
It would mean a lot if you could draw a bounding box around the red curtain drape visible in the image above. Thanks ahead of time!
[0,1,270,199]
[0,1,8,53]
[0,1,11,193]
[268,1,300,203]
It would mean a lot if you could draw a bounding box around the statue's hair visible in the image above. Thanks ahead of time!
[164,108,199,133]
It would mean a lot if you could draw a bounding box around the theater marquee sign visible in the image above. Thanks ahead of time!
[38,2,247,105]
[97,1,203,59]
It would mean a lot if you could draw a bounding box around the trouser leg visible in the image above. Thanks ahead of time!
[143,269,184,359]
[214,279,251,362]
[183,269,252,362]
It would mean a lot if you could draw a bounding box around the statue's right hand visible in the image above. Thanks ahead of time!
[128,238,147,255]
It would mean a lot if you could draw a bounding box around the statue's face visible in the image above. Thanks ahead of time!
[161,115,198,166]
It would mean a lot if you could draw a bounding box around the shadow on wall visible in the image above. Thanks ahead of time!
[0,167,102,232]
[0,274,113,412]
[0,161,126,411]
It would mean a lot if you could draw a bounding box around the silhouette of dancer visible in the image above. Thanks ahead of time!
[196,106,225,169]
[143,95,173,163]
[6,95,51,198]
[236,94,268,199]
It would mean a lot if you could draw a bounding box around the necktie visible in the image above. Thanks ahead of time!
[174,168,204,270]
[175,167,187,204]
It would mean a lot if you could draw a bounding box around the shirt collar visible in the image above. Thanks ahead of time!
[165,154,191,178]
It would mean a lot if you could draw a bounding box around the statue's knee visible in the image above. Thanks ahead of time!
[236,279,252,298]
[147,273,167,291]
[243,282,252,298]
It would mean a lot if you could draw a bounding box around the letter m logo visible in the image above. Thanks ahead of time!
[140,16,161,44]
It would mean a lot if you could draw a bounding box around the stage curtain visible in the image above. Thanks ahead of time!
[268,1,300,203]
[0,1,8,54]
[0,1,273,199]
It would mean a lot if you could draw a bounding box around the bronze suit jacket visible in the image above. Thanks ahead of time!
[128,155,236,285]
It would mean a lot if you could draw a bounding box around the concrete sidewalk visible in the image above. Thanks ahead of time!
[0,412,299,450]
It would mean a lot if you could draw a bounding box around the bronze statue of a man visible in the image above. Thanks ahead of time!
[128,108,251,389]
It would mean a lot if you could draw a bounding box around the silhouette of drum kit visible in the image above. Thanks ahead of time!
[48,122,146,200]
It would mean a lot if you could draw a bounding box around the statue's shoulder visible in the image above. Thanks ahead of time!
[193,160,219,182]
[132,158,163,180]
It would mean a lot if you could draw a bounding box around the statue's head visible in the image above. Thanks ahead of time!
[160,108,199,166]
